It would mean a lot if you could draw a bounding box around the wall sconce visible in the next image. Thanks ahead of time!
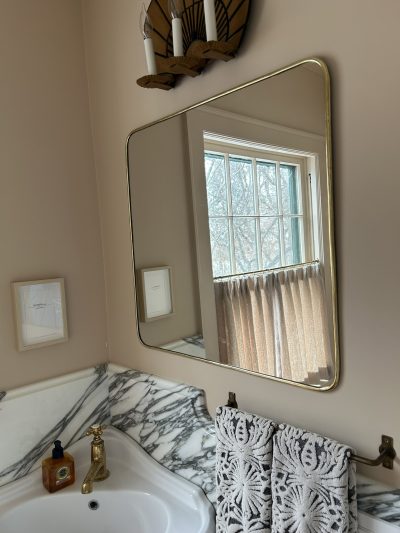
[137,0,252,90]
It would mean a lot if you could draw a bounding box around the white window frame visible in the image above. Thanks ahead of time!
[204,138,316,277]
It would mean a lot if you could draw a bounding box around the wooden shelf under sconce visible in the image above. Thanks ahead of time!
[136,73,176,91]
[163,55,206,77]
[188,40,237,62]
[137,0,251,91]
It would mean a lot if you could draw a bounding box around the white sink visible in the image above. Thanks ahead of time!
[0,428,215,533]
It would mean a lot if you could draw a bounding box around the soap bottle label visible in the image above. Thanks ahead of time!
[56,465,71,485]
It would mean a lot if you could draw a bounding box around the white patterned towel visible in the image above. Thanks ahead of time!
[215,406,277,533]
[271,424,357,533]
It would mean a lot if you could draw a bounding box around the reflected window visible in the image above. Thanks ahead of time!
[204,139,316,278]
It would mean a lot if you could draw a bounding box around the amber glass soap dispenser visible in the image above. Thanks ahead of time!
[42,440,75,493]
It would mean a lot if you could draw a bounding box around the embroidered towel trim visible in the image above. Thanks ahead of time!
[271,424,357,533]
[216,406,277,532]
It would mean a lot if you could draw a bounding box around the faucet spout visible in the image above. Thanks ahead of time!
[81,461,107,494]
[80,425,109,494]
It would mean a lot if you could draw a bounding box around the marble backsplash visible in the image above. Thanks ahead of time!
[0,363,216,502]
[357,475,400,528]
[0,365,109,487]
[1,363,400,528]
[108,365,216,503]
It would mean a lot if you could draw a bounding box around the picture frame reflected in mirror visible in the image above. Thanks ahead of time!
[138,266,174,322]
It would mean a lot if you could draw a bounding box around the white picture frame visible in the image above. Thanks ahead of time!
[12,278,69,351]
[138,266,174,322]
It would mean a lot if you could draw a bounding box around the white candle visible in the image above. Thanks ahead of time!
[172,17,184,56]
[144,37,157,75]
[204,0,218,41]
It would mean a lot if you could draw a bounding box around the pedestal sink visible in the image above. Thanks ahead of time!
[0,428,215,533]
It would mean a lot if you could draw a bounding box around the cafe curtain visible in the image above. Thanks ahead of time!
[214,262,333,384]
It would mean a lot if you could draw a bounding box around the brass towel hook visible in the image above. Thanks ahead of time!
[351,435,396,469]
[224,392,396,469]
[226,392,238,409]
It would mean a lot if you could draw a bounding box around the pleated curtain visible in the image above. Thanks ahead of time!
[214,263,332,384]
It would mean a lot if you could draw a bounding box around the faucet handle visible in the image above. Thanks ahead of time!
[86,424,107,439]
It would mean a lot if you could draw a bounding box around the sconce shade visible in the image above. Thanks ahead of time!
[168,0,184,19]
[139,3,154,39]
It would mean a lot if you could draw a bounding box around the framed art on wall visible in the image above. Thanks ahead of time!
[138,266,174,322]
[12,278,69,351]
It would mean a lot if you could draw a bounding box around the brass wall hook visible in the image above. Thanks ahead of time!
[226,392,238,409]
[352,435,396,470]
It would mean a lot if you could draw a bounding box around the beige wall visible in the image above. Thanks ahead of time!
[129,115,201,346]
[209,64,326,135]
[82,0,400,487]
[0,0,107,389]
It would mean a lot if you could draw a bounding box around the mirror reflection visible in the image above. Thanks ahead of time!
[128,59,338,390]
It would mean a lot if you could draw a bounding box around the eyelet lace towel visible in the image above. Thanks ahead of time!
[215,406,277,532]
[271,424,357,533]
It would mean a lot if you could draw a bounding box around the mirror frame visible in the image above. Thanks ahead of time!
[126,57,340,392]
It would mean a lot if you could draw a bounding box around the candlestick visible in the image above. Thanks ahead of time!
[172,18,184,56]
[204,0,218,41]
[144,38,157,75]
[168,0,184,57]
[140,3,157,75]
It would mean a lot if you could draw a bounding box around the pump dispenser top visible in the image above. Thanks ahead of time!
[52,440,64,459]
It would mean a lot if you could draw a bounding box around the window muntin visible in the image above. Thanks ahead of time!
[204,145,313,278]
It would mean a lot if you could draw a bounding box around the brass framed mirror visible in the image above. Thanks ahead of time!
[127,58,339,391]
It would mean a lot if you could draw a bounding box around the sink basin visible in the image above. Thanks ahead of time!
[0,428,215,533]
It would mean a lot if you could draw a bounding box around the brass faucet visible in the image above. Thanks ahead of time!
[81,424,109,494]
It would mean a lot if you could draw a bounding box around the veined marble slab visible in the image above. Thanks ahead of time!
[2,362,400,528]
[108,364,217,504]
[358,475,400,527]
[0,364,109,487]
